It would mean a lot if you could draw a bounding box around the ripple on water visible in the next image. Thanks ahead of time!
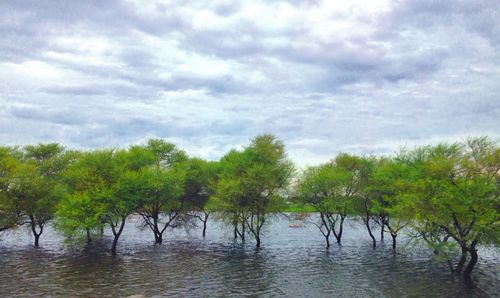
[0,216,498,297]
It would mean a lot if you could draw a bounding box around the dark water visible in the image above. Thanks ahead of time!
[0,215,498,297]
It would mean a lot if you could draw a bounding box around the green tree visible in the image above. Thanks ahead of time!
[132,139,188,244]
[0,147,23,232]
[296,154,364,247]
[351,156,378,248]
[56,150,115,243]
[12,143,70,246]
[183,158,221,236]
[133,165,186,244]
[403,137,499,279]
[216,135,293,247]
[369,158,411,251]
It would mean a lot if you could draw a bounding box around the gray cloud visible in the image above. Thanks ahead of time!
[0,0,499,165]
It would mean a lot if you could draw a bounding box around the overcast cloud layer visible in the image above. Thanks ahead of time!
[1,0,499,165]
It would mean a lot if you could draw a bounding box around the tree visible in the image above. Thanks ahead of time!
[12,143,69,246]
[57,148,149,254]
[352,157,378,248]
[106,147,155,254]
[216,135,293,247]
[133,166,186,244]
[183,158,221,237]
[296,164,337,248]
[0,147,23,232]
[296,154,363,247]
[56,150,115,243]
[216,149,251,241]
[403,137,499,280]
[132,140,188,244]
[369,158,411,251]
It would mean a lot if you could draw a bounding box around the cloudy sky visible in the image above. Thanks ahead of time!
[1,0,499,165]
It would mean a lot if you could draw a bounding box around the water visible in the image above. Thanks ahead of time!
[0,215,498,297]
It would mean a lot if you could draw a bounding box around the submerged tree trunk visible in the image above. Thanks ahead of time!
[29,215,44,247]
[332,216,345,245]
[111,217,127,255]
[456,246,468,272]
[241,220,246,242]
[391,233,397,251]
[318,213,332,249]
[246,212,264,248]
[202,213,209,237]
[139,210,179,244]
[86,228,92,243]
[380,223,385,241]
[463,240,479,280]
[364,218,376,249]
[325,230,331,248]
[233,225,239,239]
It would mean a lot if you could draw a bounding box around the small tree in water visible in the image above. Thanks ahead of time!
[183,158,221,237]
[296,154,364,247]
[0,147,25,233]
[403,137,499,280]
[56,150,121,245]
[12,144,70,247]
[216,134,293,248]
[132,139,188,244]
[368,158,411,251]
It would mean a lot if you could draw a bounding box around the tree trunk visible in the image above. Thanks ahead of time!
[241,221,245,242]
[234,225,238,239]
[34,233,40,247]
[202,213,209,237]
[111,218,126,255]
[325,230,331,249]
[380,223,384,241]
[202,220,207,237]
[86,228,92,243]
[364,218,376,249]
[391,233,397,251]
[463,243,478,280]
[111,236,119,255]
[29,215,43,247]
[456,246,468,272]
[155,232,163,244]
[256,235,261,248]
[334,217,344,245]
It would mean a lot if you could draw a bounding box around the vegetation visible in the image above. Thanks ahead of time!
[0,135,498,280]
[216,135,294,247]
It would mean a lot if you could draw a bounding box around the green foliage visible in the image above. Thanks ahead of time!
[399,137,499,276]
[404,138,499,244]
[0,147,23,230]
[183,158,221,211]
[296,153,370,245]
[216,134,294,246]
[56,150,119,238]
[0,135,497,277]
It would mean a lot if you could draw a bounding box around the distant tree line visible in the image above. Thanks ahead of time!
[0,135,498,280]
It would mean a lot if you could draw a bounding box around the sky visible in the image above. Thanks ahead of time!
[0,0,499,165]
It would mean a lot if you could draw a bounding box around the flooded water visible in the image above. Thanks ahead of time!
[0,215,498,297]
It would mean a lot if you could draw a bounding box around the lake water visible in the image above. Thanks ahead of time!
[0,214,498,297]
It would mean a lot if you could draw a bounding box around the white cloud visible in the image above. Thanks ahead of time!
[0,0,498,165]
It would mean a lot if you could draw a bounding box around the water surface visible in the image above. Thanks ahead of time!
[0,215,498,297]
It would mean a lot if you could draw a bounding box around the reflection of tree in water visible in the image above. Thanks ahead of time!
[57,240,128,297]
[219,248,277,296]
[0,218,499,297]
